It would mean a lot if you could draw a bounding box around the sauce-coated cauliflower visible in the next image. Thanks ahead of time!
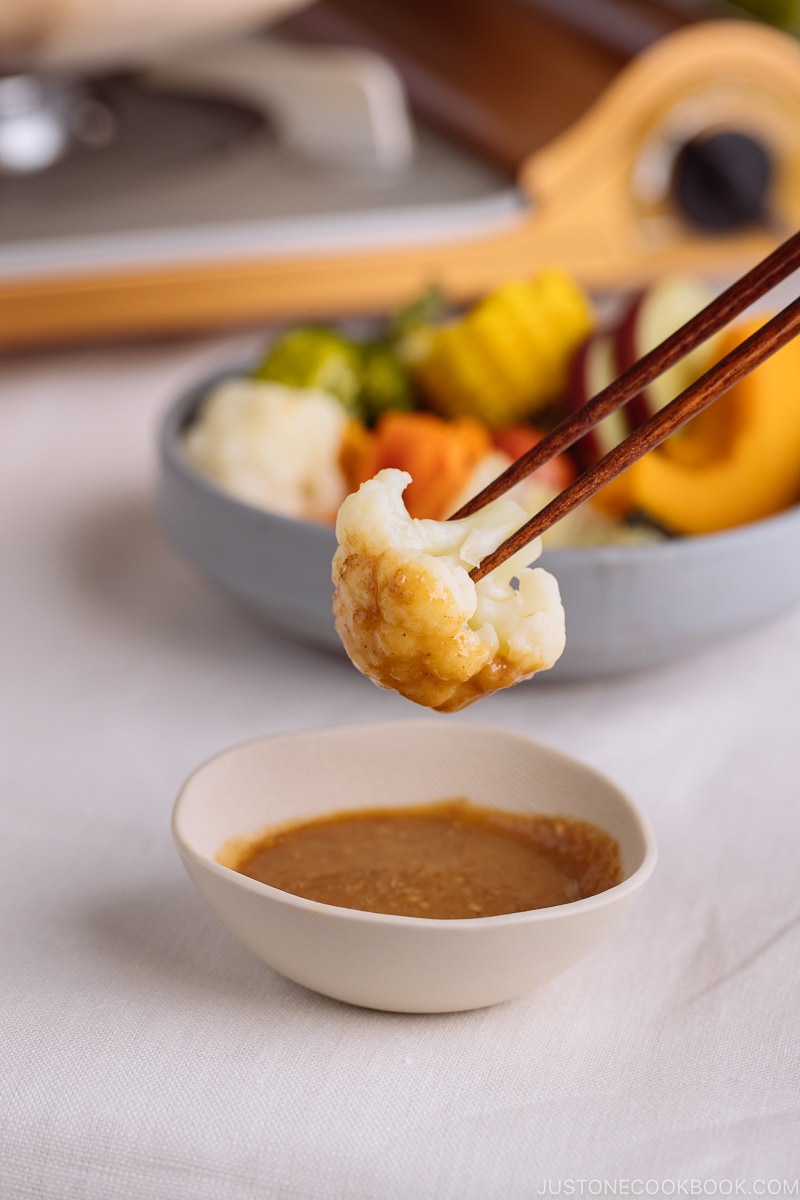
[332,468,565,711]
[184,379,349,522]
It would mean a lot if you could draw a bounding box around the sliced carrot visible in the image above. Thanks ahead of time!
[345,410,493,519]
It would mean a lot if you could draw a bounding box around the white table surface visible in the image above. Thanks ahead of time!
[3,334,799,1200]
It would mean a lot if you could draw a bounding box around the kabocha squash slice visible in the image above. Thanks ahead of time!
[595,319,800,534]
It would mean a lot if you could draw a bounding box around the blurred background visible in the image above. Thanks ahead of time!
[2,0,800,349]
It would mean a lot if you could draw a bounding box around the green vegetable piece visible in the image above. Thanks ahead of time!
[254,328,363,415]
[358,344,415,425]
[388,285,448,342]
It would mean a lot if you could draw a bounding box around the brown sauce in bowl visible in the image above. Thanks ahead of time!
[218,799,622,920]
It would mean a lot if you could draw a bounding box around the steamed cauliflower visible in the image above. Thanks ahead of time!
[332,468,565,711]
[183,379,349,522]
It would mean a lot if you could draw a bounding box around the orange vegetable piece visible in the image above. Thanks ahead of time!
[344,410,493,519]
[339,419,373,487]
[493,425,577,494]
[594,318,800,534]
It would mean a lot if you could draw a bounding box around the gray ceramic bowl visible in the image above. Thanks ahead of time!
[158,370,800,681]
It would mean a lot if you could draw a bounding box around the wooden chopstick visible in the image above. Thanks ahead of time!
[469,292,800,581]
[451,229,800,523]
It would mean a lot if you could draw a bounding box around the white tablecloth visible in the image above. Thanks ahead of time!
[3,335,799,1200]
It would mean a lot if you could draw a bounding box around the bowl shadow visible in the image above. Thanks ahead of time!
[82,875,334,1014]
[80,874,468,1024]
[65,489,322,668]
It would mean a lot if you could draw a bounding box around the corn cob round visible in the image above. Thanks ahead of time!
[414,268,593,428]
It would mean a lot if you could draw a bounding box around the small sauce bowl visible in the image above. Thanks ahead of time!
[172,721,657,1013]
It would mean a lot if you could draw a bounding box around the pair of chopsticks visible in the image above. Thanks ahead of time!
[452,231,800,581]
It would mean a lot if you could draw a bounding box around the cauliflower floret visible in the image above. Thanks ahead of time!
[332,468,565,712]
[183,379,349,523]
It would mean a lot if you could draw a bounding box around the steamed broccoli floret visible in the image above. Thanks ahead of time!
[359,343,415,425]
[254,325,417,425]
[254,328,363,415]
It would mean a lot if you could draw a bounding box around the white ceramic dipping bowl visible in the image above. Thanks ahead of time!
[173,721,657,1013]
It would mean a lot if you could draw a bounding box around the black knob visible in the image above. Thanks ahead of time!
[671,129,773,233]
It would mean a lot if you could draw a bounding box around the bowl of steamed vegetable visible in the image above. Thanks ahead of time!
[159,268,800,682]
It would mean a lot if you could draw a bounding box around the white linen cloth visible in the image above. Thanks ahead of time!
[2,335,799,1200]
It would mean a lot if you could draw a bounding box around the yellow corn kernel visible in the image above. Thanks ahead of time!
[417,324,517,423]
[467,304,539,413]
[415,268,592,428]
